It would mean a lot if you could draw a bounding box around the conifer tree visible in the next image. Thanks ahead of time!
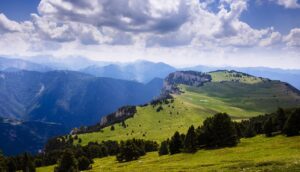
[55,150,78,172]
[183,125,197,153]
[263,117,273,137]
[169,131,183,155]
[283,109,300,136]
[158,140,169,156]
[22,153,36,172]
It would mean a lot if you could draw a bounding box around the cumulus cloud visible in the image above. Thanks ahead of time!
[0,0,299,69]
[272,0,300,9]
[259,30,282,47]
[37,0,190,33]
[283,28,300,47]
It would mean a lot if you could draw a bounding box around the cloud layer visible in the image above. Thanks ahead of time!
[0,0,299,68]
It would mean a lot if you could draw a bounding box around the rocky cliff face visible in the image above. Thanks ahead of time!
[99,106,137,127]
[163,71,212,94]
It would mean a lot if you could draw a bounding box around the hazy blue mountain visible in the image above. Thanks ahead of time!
[0,117,67,155]
[185,65,300,90]
[81,60,176,83]
[0,70,163,128]
[27,55,110,70]
[0,57,51,72]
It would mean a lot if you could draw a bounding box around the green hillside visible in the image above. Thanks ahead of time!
[37,135,300,172]
[75,71,300,145]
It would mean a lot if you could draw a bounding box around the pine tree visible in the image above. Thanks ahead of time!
[77,156,91,171]
[276,108,286,131]
[200,113,238,148]
[55,150,78,172]
[7,157,17,172]
[183,125,197,153]
[283,109,300,136]
[158,140,169,156]
[0,150,6,172]
[169,131,183,155]
[116,140,141,162]
[263,117,273,137]
[22,153,36,172]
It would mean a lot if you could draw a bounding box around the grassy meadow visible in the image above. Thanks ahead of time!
[38,135,300,172]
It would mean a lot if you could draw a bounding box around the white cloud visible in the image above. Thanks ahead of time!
[283,28,300,47]
[259,31,282,47]
[272,0,300,8]
[0,0,299,69]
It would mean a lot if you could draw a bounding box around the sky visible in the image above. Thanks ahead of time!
[0,0,299,69]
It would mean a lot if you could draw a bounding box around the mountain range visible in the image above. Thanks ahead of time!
[1,56,300,90]
[1,56,300,156]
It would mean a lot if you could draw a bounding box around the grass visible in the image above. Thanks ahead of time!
[76,79,300,145]
[209,70,264,84]
[38,135,300,172]
[76,97,209,145]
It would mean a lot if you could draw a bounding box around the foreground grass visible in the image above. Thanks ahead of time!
[38,135,300,172]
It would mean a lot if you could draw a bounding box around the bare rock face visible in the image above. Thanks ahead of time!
[99,106,137,127]
[163,71,212,94]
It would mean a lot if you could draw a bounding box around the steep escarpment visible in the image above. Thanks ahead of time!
[163,71,212,94]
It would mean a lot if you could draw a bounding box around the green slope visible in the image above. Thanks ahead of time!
[38,135,300,172]
[75,71,300,145]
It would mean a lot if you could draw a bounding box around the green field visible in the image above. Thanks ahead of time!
[76,77,300,145]
[38,135,300,172]
[209,70,265,84]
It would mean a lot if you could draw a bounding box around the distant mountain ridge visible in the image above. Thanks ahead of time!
[0,70,163,128]
[0,116,67,155]
[81,60,177,83]
[0,57,51,72]
[1,56,300,89]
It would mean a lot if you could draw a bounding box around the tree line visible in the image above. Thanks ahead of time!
[0,136,158,172]
[158,107,300,156]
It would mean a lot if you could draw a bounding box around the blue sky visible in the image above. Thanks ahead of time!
[0,0,299,69]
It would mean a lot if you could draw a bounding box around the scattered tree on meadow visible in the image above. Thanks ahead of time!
[110,125,115,131]
[183,125,197,153]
